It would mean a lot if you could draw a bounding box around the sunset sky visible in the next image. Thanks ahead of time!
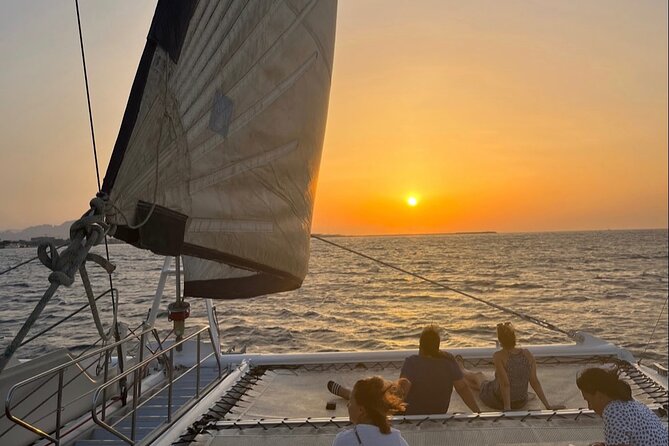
[0,0,667,235]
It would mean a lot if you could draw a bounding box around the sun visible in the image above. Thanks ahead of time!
[407,196,418,207]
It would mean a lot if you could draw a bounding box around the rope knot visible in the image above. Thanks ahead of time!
[37,242,75,286]
[37,196,116,287]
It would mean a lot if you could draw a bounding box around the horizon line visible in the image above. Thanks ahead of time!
[313,227,669,238]
[1,220,667,237]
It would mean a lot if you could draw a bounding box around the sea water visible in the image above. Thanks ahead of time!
[0,230,667,366]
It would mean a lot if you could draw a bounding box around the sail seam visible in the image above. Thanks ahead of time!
[188,219,273,233]
[172,0,225,87]
[189,51,317,162]
[189,140,298,193]
[284,0,333,78]
[174,0,209,61]
[181,0,317,141]
[178,0,272,120]
[112,50,174,204]
[174,1,250,98]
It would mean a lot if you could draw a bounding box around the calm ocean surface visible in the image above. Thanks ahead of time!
[1,230,667,365]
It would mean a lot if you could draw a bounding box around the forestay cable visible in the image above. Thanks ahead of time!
[75,0,126,392]
[312,235,574,338]
[639,296,668,365]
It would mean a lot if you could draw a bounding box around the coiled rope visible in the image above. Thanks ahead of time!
[0,243,67,277]
[0,198,115,372]
[311,235,574,338]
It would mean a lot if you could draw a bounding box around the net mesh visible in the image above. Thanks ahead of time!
[175,356,668,445]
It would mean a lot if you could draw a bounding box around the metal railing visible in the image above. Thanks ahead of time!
[91,325,222,445]
[1,352,89,439]
[5,325,222,445]
[5,326,155,443]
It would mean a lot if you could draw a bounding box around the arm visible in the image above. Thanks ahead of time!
[397,376,411,400]
[399,361,412,400]
[526,350,562,410]
[493,352,511,411]
[454,379,481,413]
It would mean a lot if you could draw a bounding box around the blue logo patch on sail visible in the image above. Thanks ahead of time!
[209,92,234,136]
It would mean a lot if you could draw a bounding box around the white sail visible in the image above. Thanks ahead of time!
[103,0,338,298]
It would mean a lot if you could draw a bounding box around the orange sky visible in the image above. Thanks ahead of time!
[0,1,667,234]
[313,1,668,234]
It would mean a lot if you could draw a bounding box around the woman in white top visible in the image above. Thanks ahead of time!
[576,366,668,446]
[332,376,410,446]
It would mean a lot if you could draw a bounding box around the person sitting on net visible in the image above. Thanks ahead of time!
[576,366,668,446]
[332,376,409,446]
[455,321,565,411]
[328,324,481,414]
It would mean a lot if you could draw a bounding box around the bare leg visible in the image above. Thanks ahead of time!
[327,380,351,399]
[455,355,487,392]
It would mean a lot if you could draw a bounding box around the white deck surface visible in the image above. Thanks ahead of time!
[226,362,623,419]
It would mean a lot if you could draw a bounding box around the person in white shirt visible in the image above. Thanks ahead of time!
[576,366,668,446]
[332,376,410,446]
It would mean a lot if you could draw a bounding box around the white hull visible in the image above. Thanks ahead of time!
[1,321,666,446]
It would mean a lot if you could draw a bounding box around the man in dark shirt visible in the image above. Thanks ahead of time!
[326,325,480,414]
[400,325,480,414]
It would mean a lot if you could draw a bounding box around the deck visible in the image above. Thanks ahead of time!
[8,333,664,446]
[171,337,668,445]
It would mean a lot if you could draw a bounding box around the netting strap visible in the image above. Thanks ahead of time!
[312,235,574,338]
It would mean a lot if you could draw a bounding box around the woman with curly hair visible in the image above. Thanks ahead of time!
[576,367,668,446]
[332,376,409,446]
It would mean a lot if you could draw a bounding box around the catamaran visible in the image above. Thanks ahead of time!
[1,1,666,445]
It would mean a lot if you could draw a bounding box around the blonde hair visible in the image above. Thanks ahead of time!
[496,322,516,349]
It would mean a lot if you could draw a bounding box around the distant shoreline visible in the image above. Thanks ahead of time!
[312,228,668,238]
[0,237,125,249]
[314,231,498,238]
[1,227,667,245]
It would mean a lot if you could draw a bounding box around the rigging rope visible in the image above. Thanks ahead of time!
[0,243,68,277]
[75,0,125,386]
[20,288,115,348]
[0,199,112,372]
[639,296,668,365]
[311,235,574,338]
[0,2,132,383]
[75,0,101,192]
